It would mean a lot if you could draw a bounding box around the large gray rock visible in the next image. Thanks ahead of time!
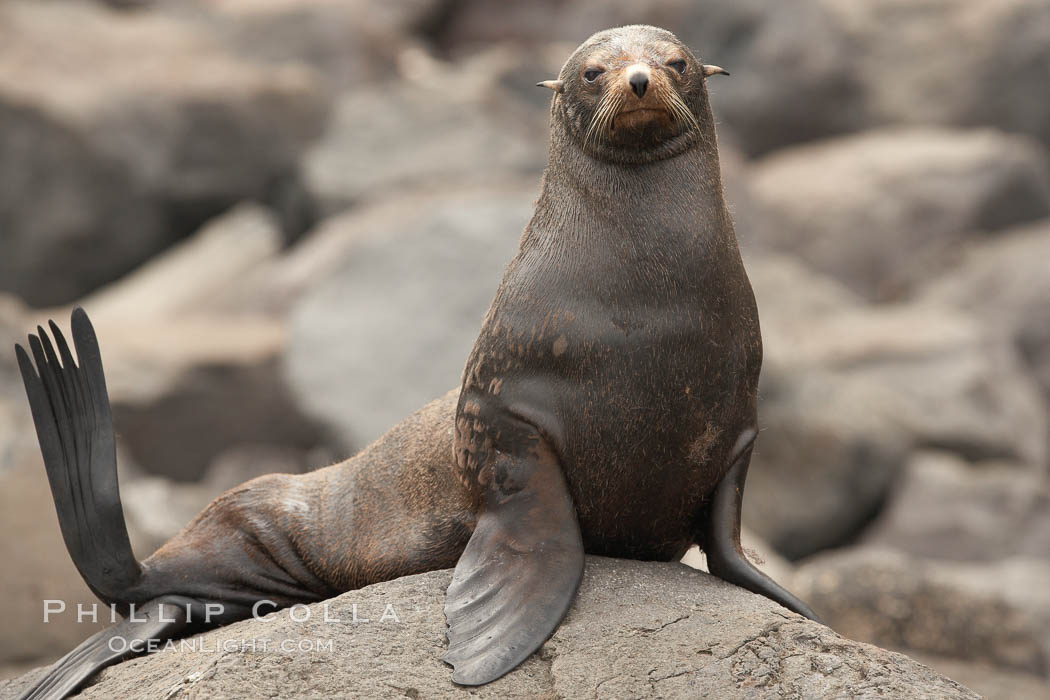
[795,548,1050,680]
[176,0,444,89]
[285,184,533,448]
[90,315,332,482]
[304,76,546,215]
[863,451,1050,563]
[746,128,1050,301]
[10,204,337,482]
[742,255,1048,558]
[0,0,329,306]
[746,368,910,560]
[1,558,980,699]
[823,0,1050,148]
[0,296,34,476]
[81,203,284,321]
[922,219,1050,406]
[757,269,1048,468]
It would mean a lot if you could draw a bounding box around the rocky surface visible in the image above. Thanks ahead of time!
[1,558,980,700]
[304,78,546,215]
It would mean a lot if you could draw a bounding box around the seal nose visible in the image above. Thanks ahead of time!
[629,71,649,98]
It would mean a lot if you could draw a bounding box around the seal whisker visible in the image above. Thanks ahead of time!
[586,93,613,149]
[666,89,700,134]
[598,92,623,144]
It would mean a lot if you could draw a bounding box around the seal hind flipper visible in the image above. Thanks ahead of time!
[704,428,822,622]
[443,439,584,685]
[15,308,142,604]
[16,595,208,700]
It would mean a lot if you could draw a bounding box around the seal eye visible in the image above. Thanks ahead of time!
[667,59,687,75]
[583,68,604,83]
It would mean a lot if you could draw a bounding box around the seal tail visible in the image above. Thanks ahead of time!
[14,308,143,606]
[704,427,822,623]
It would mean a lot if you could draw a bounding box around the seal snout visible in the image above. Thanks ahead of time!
[627,64,650,98]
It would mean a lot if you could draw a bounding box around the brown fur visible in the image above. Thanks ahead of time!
[138,390,475,605]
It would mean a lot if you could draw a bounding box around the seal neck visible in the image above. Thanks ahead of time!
[527,111,734,256]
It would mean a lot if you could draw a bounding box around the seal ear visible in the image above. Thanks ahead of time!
[536,79,565,93]
[702,65,730,77]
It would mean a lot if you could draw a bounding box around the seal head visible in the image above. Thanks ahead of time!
[539,25,728,164]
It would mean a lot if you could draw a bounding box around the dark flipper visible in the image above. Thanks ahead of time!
[704,427,822,622]
[444,438,584,685]
[16,595,212,700]
[15,308,142,605]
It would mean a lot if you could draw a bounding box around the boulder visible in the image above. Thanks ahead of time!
[0,0,329,306]
[922,219,1050,406]
[776,304,1046,467]
[746,128,1050,301]
[0,296,34,475]
[822,0,1050,148]
[1,558,980,699]
[741,256,1048,558]
[93,316,333,482]
[303,75,546,216]
[863,451,1050,563]
[81,202,284,321]
[285,184,532,447]
[179,0,445,89]
[794,548,1050,679]
[745,368,910,560]
[4,203,337,483]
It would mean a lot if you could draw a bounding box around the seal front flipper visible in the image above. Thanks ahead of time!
[443,437,584,685]
[16,595,205,700]
[703,427,822,622]
[15,308,142,604]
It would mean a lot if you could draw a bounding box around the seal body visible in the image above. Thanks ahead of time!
[441,27,816,685]
[14,25,817,700]
[456,25,759,562]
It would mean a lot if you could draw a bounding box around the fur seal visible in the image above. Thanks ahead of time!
[13,25,817,700]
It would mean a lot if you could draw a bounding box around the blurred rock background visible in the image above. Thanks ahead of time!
[0,1,1047,698]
